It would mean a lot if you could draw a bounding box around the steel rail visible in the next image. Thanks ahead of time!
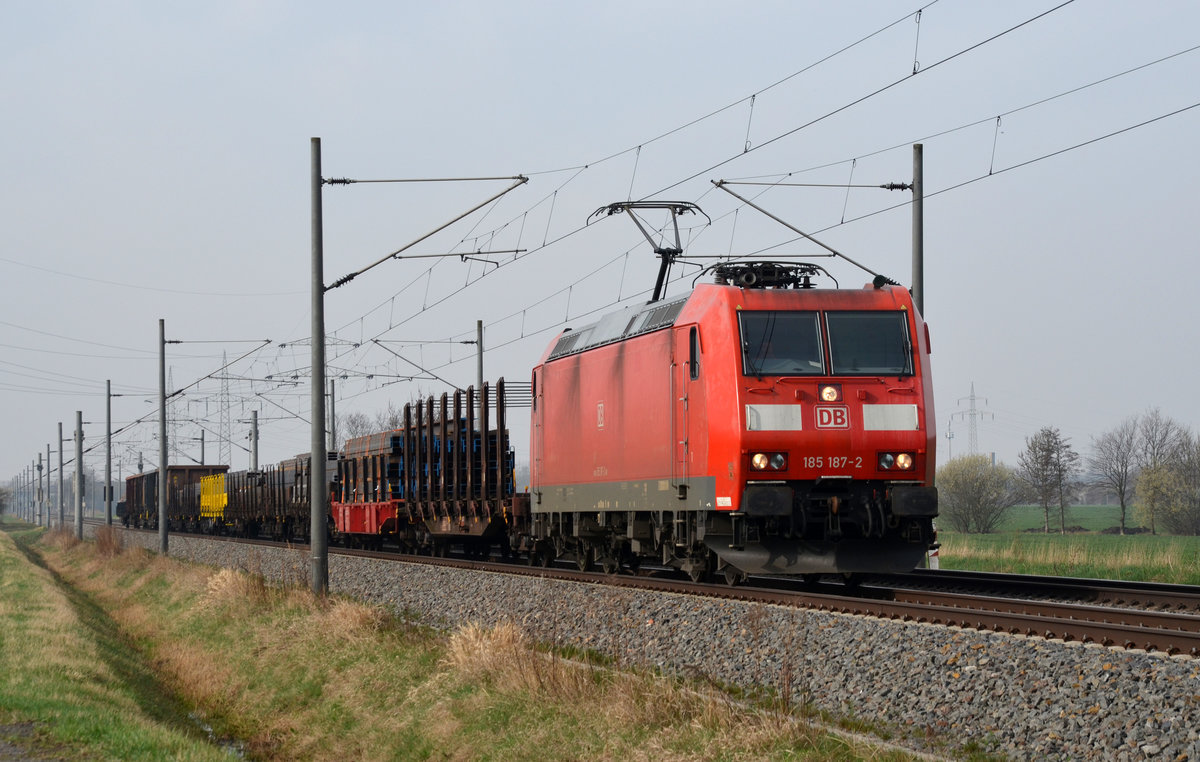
[895,568,1200,611]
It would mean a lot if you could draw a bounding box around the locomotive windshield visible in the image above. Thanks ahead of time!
[826,311,913,375]
[739,311,824,376]
[739,310,913,377]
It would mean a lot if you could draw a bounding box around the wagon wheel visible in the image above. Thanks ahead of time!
[685,552,711,583]
[529,541,554,568]
[576,544,594,572]
[622,550,640,575]
[722,566,747,587]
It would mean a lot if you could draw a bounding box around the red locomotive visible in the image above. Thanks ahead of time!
[530,260,937,582]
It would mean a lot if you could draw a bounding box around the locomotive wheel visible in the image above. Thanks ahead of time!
[600,556,619,575]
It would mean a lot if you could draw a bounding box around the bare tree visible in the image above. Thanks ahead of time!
[1138,408,1188,467]
[936,455,1024,533]
[337,411,376,449]
[1018,426,1081,534]
[374,401,403,431]
[337,391,440,451]
[1135,408,1190,534]
[1088,416,1140,535]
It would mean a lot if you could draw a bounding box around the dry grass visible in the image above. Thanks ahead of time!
[201,566,274,610]
[94,525,124,557]
[199,567,384,645]
[42,525,82,551]
[24,529,903,761]
[444,621,820,759]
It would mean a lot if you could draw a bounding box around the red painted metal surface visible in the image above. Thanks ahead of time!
[332,499,398,535]
[532,282,936,512]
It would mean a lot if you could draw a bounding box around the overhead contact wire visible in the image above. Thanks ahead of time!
[642,0,1078,200]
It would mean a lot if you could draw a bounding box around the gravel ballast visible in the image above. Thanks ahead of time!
[102,528,1200,761]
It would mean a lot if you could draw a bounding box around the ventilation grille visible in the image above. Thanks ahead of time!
[547,296,688,360]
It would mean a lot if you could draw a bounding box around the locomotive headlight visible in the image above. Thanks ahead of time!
[878,452,915,471]
[751,452,788,471]
[819,384,842,403]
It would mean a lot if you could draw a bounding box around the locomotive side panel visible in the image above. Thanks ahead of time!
[535,327,709,513]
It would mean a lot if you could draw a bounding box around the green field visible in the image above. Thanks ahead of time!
[989,503,1133,533]
[937,504,1200,585]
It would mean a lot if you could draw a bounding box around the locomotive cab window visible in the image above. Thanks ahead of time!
[739,311,823,376]
[826,311,913,376]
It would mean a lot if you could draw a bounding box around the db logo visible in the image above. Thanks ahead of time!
[815,406,850,429]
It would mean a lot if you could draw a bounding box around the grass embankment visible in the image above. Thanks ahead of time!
[1,520,920,761]
[938,505,1200,584]
[0,522,233,760]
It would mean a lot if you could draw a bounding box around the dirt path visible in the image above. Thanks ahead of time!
[0,723,64,762]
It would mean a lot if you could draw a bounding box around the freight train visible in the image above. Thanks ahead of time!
[122,454,332,543]
[122,256,937,583]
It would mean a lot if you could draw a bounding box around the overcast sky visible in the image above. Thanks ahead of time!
[3,1,1198,494]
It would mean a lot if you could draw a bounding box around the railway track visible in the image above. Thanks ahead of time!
[93,521,1200,657]
[886,568,1200,611]
[338,545,1200,656]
